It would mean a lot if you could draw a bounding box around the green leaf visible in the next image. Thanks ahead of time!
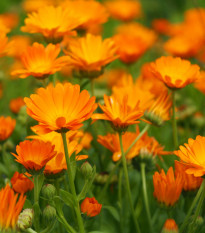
[77,166,96,201]
[0,163,9,176]
[23,199,33,209]
[102,206,120,222]
[59,189,74,208]
[37,174,44,197]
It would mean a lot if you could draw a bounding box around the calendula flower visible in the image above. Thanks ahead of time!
[144,91,172,126]
[11,172,34,194]
[0,34,11,57]
[81,197,102,217]
[92,94,143,131]
[11,42,68,79]
[150,56,200,89]
[0,116,16,141]
[194,71,205,94]
[174,135,205,177]
[105,0,141,21]
[25,82,97,134]
[29,130,88,174]
[22,0,55,12]
[162,219,179,233]
[79,132,93,149]
[64,33,118,77]
[12,139,56,173]
[21,5,80,40]
[62,0,109,31]
[152,18,171,35]
[0,13,19,30]
[153,167,183,206]
[0,184,26,231]
[9,97,25,114]
[114,23,157,64]
[175,161,202,191]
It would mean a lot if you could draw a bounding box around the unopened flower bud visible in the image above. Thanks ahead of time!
[43,205,56,222]
[42,184,56,200]
[81,162,93,178]
[162,219,178,233]
[17,209,34,230]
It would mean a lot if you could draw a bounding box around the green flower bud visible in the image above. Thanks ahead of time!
[80,162,93,178]
[42,184,56,200]
[17,209,34,230]
[43,205,56,222]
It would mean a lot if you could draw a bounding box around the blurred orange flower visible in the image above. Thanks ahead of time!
[9,97,25,114]
[0,13,19,29]
[174,135,205,177]
[152,18,171,35]
[64,33,118,75]
[150,56,200,89]
[175,161,202,191]
[24,83,97,134]
[153,167,183,206]
[22,0,55,12]
[11,171,34,194]
[194,71,205,94]
[21,5,80,40]
[62,0,109,31]
[79,132,93,150]
[0,116,16,141]
[0,184,26,230]
[92,94,143,131]
[12,139,56,172]
[81,197,102,217]
[11,42,68,79]
[0,34,11,57]
[105,0,141,21]
[162,219,178,233]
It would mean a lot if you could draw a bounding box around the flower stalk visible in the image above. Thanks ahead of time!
[171,90,178,149]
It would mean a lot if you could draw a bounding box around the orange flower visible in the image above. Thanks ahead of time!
[114,23,157,64]
[152,18,171,35]
[0,13,19,30]
[175,161,202,191]
[21,5,80,40]
[0,116,16,141]
[174,135,205,177]
[25,83,97,134]
[105,0,141,21]
[153,167,183,206]
[162,219,178,233]
[9,97,25,114]
[150,56,200,89]
[194,71,205,94]
[81,197,102,217]
[11,42,68,79]
[92,94,143,131]
[0,184,26,230]
[64,33,118,76]
[22,0,55,12]
[144,91,172,126]
[12,139,56,172]
[0,34,11,57]
[28,130,88,174]
[79,132,93,150]
[11,172,34,193]
[62,0,109,30]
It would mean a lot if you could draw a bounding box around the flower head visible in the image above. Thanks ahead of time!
[21,5,80,40]
[65,34,118,77]
[153,167,183,206]
[174,135,205,177]
[150,56,200,89]
[81,197,102,217]
[175,161,202,191]
[162,219,179,233]
[194,71,205,94]
[92,94,143,131]
[24,82,97,134]
[11,172,34,193]
[0,184,26,230]
[0,116,16,141]
[105,0,141,21]
[11,42,68,79]
[12,139,56,173]
[9,97,25,114]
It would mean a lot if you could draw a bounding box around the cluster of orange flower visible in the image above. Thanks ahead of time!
[0,0,205,232]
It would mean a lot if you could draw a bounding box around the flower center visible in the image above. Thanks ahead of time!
[56,117,66,128]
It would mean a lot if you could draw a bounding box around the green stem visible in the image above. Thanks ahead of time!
[180,179,205,233]
[57,211,77,233]
[61,132,85,233]
[24,228,38,233]
[119,132,141,233]
[125,124,150,156]
[172,90,178,149]
[140,163,153,233]
[91,79,95,96]
[98,160,121,201]
[118,168,124,232]
[55,180,64,233]
[40,220,56,233]
[188,180,205,233]
[34,175,40,232]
